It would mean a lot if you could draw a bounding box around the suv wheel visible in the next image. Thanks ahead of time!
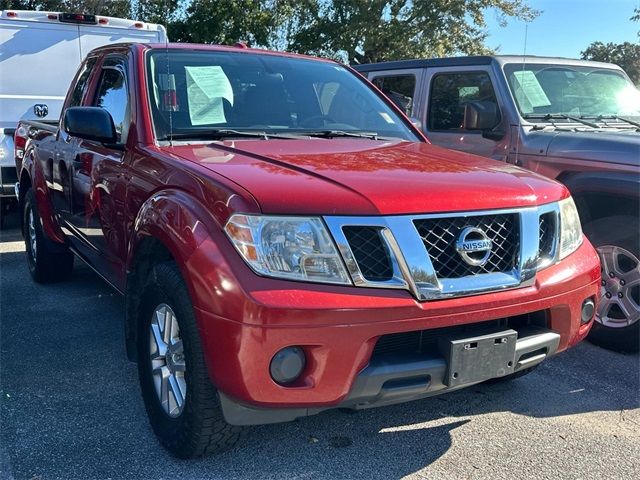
[137,261,242,458]
[584,215,639,353]
[23,189,74,283]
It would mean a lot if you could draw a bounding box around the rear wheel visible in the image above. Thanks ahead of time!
[137,261,242,458]
[584,216,640,353]
[23,189,73,283]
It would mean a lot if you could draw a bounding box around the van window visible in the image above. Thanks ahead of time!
[371,75,416,116]
[428,72,498,131]
[69,57,98,107]
[94,67,129,142]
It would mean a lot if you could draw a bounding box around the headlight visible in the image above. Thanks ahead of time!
[224,214,351,284]
[558,197,583,259]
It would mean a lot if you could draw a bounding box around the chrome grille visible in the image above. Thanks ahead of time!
[413,214,519,278]
[342,226,394,282]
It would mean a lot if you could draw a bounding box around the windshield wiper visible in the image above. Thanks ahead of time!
[582,115,640,129]
[294,130,380,140]
[523,113,600,129]
[160,129,295,141]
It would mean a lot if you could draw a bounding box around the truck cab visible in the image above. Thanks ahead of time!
[355,56,640,352]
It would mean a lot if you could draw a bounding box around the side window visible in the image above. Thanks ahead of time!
[94,66,129,142]
[428,72,498,131]
[68,57,98,107]
[371,75,416,116]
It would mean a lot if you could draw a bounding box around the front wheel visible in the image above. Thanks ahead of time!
[137,261,242,458]
[584,216,640,353]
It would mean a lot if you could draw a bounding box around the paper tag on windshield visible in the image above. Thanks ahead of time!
[185,66,234,125]
[513,71,551,108]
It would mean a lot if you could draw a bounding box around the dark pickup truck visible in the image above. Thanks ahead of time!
[15,43,600,457]
[355,56,640,352]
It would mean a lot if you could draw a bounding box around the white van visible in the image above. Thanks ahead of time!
[0,10,167,212]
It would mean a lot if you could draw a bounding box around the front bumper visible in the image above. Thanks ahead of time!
[191,239,600,425]
[219,326,561,425]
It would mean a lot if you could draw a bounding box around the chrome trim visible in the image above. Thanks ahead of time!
[14,182,20,200]
[324,203,561,301]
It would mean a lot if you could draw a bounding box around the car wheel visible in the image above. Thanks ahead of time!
[584,216,640,353]
[23,189,73,283]
[137,261,243,458]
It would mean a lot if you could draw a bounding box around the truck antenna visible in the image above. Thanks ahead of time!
[514,23,528,166]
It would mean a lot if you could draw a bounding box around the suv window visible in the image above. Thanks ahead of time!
[69,56,97,107]
[428,72,498,131]
[94,66,129,142]
[371,75,416,116]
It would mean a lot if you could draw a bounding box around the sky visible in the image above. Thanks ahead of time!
[485,0,639,59]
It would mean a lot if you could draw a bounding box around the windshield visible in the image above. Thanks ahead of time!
[146,49,420,142]
[503,63,640,121]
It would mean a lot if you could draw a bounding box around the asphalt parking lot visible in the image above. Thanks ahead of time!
[0,209,639,480]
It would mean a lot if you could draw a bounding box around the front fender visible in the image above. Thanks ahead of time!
[127,188,248,312]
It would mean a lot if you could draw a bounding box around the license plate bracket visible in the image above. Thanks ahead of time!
[438,329,517,387]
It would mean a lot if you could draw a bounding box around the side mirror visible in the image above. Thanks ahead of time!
[64,107,117,144]
[462,101,499,131]
[462,101,504,141]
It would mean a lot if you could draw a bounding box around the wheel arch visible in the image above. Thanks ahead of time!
[558,171,639,226]
[124,188,227,362]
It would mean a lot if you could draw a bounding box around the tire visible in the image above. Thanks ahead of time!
[485,366,537,384]
[137,261,242,458]
[584,216,640,353]
[23,189,74,283]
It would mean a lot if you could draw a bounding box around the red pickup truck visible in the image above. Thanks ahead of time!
[15,43,600,458]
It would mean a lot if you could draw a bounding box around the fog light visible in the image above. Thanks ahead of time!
[581,298,595,324]
[270,346,306,385]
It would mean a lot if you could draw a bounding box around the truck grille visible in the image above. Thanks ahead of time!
[342,226,394,282]
[413,214,519,278]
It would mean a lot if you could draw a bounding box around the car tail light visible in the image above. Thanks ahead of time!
[14,125,28,160]
[98,18,108,25]
[48,14,58,20]
[134,22,143,28]
[6,11,17,18]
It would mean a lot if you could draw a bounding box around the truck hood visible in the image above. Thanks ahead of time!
[534,128,640,166]
[165,139,567,215]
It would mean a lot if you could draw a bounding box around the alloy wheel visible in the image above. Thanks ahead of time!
[596,245,640,328]
[149,303,187,417]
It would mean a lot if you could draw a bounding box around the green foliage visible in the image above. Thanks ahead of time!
[581,41,640,85]
[285,0,539,64]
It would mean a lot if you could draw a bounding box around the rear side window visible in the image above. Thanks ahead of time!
[94,67,129,142]
[371,75,416,117]
[428,72,498,131]
[69,57,98,107]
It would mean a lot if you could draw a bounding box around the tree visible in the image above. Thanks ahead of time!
[581,42,640,85]
[581,9,640,85]
[169,0,282,46]
[284,0,539,64]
